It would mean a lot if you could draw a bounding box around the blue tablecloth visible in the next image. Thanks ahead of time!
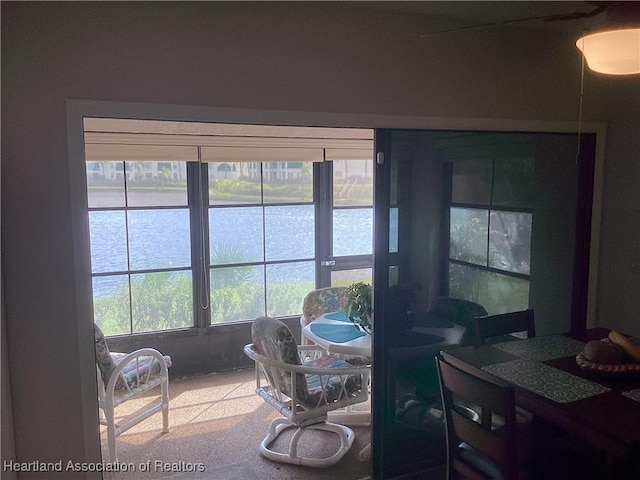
[309,323,367,343]
[324,311,351,322]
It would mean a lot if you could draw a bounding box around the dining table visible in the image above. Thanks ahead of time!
[302,310,372,358]
[302,310,468,358]
[441,328,640,479]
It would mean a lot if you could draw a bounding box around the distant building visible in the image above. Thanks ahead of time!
[87,159,372,183]
[86,161,187,181]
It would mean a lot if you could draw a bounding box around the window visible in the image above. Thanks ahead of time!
[87,160,193,335]
[208,161,316,322]
[447,158,533,314]
[84,119,374,335]
[329,158,374,286]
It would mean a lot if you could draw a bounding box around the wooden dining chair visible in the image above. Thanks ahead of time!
[474,309,536,346]
[436,355,528,480]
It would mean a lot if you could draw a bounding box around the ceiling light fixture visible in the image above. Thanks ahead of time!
[575,2,640,75]
[576,27,640,75]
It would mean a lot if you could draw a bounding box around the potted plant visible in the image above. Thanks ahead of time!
[345,282,373,334]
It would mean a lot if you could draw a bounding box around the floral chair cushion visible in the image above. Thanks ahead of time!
[251,317,364,408]
[111,352,173,390]
[95,323,117,385]
[302,355,363,408]
[301,287,347,326]
[251,317,308,401]
[94,323,172,391]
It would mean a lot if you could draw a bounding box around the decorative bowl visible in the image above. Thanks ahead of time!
[576,339,640,377]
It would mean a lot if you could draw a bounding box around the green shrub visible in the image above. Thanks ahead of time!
[94,272,315,334]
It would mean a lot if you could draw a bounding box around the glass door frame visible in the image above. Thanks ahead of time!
[315,159,375,288]
[370,128,598,479]
[371,130,391,478]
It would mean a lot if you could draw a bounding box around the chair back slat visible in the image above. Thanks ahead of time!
[437,356,519,480]
[446,372,508,419]
[452,457,491,480]
[450,409,508,465]
[474,309,536,346]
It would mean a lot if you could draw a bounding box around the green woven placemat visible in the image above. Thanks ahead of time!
[623,389,640,403]
[482,359,610,403]
[491,335,585,361]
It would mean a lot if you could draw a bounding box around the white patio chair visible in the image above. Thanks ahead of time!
[244,316,370,468]
[299,286,346,345]
[94,324,171,462]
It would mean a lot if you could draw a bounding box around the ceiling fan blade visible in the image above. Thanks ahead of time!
[420,3,610,38]
[543,4,608,22]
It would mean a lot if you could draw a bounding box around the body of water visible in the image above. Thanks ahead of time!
[89,206,374,297]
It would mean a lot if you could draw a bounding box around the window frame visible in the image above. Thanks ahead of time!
[331,159,375,286]
[87,160,196,335]
[85,129,375,336]
[206,161,319,323]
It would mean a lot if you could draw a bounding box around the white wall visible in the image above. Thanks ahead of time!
[2,2,638,474]
[596,107,640,336]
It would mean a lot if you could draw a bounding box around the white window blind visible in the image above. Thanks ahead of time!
[83,118,373,163]
[84,144,199,162]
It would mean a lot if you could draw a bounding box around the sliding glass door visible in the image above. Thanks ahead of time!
[371,128,596,479]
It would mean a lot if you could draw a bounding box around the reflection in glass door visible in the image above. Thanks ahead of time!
[446,156,534,315]
[371,129,595,479]
[372,130,449,479]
